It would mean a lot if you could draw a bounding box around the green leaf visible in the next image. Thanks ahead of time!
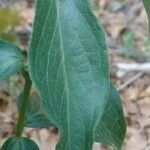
[143,0,150,32]
[17,93,52,128]
[94,83,126,150]
[1,137,39,150]
[0,40,24,80]
[29,0,110,149]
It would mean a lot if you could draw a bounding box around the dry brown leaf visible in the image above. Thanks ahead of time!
[124,127,147,150]
[100,12,127,39]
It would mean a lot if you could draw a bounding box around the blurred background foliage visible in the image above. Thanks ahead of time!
[0,8,19,42]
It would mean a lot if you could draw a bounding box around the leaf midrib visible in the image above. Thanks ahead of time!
[57,1,71,148]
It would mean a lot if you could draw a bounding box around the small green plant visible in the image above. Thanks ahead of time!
[122,31,149,62]
[0,0,149,150]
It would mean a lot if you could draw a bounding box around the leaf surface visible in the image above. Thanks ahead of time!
[94,84,126,150]
[29,0,110,149]
[0,40,24,80]
[17,93,52,128]
[143,0,150,32]
[1,137,39,150]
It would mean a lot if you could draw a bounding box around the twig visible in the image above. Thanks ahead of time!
[117,72,143,92]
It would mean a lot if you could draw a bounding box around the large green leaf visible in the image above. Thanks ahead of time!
[0,40,24,80]
[1,137,39,150]
[17,93,53,128]
[143,0,150,32]
[29,0,109,149]
[94,84,126,150]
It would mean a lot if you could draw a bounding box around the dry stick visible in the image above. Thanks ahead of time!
[116,63,150,73]
[117,72,143,92]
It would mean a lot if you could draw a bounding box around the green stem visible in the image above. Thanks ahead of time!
[15,70,32,137]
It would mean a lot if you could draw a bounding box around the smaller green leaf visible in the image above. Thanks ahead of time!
[143,0,150,33]
[94,83,126,150]
[0,40,24,80]
[0,137,39,150]
[17,93,53,128]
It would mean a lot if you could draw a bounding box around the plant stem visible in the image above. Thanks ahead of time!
[15,70,32,137]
